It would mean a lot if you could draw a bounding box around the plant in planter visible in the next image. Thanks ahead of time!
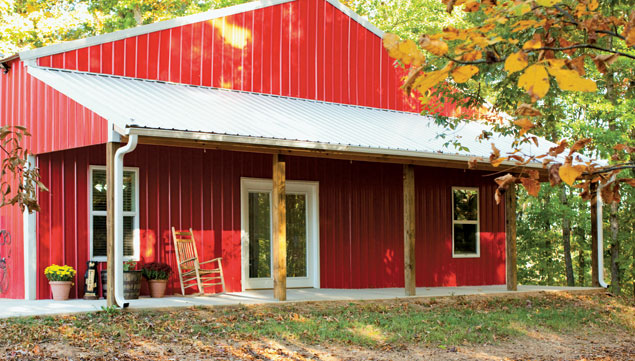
[100,261,142,299]
[44,264,76,300]
[141,262,172,298]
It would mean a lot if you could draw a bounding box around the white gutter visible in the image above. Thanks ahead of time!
[596,176,613,289]
[114,134,138,307]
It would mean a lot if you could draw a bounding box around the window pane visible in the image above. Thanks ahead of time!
[123,171,135,212]
[93,215,107,257]
[286,194,307,277]
[454,223,477,254]
[123,216,134,257]
[249,192,271,278]
[92,170,107,211]
[453,189,478,221]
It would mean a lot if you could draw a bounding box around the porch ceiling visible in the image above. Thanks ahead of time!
[28,65,562,168]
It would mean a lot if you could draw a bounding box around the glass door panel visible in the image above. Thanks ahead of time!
[248,192,271,279]
[286,194,307,278]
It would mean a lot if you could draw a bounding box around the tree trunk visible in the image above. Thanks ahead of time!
[561,188,574,286]
[543,194,552,284]
[576,226,586,287]
[610,201,620,295]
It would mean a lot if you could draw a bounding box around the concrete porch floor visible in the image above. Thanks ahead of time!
[0,285,602,319]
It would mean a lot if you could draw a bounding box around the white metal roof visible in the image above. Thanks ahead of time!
[28,65,556,166]
[16,0,382,62]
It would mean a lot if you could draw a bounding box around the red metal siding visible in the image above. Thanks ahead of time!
[0,164,24,299]
[35,145,505,299]
[35,0,421,113]
[0,60,108,155]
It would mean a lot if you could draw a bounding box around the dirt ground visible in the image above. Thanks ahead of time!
[2,330,633,361]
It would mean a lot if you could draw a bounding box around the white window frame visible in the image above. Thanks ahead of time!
[240,177,320,290]
[451,186,480,258]
[89,165,140,262]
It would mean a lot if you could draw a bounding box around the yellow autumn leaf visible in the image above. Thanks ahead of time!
[398,39,421,65]
[536,0,561,6]
[414,69,448,94]
[514,118,535,130]
[504,51,528,73]
[383,33,401,58]
[587,0,599,11]
[559,164,584,186]
[420,35,449,56]
[491,157,508,167]
[518,65,550,99]
[451,65,479,83]
[522,38,542,50]
[547,66,597,92]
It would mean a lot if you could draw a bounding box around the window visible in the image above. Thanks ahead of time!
[89,166,139,261]
[452,187,479,257]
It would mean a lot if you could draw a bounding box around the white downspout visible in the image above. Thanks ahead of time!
[114,134,138,307]
[596,176,613,289]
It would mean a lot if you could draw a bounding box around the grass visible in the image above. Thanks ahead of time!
[1,292,633,357]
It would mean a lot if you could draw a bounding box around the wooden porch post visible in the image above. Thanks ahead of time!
[590,183,599,287]
[272,154,287,301]
[505,183,517,291]
[106,141,120,307]
[403,165,416,296]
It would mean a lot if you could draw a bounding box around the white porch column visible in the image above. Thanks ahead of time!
[23,154,37,300]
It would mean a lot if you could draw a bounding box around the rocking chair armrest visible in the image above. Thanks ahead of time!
[180,257,198,265]
[199,257,222,265]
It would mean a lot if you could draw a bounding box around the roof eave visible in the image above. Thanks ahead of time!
[121,125,545,173]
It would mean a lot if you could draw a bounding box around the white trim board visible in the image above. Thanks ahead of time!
[19,0,382,61]
[23,155,37,300]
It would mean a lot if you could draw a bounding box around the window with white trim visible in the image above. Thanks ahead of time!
[89,166,139,260]
[452,187,480,257]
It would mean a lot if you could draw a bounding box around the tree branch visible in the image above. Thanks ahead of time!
[528,44,635,60]
[442,54,506,65]
[554,4,631,47]
[588,162,635,176]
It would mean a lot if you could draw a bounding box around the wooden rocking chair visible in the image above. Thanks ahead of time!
[171,227,226,295]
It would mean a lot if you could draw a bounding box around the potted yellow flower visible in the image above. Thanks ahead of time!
[44,264,76,300]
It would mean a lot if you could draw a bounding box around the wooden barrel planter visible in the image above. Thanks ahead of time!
[100,270,142,299]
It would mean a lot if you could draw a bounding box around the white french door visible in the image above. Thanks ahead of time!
[240,178,319,290]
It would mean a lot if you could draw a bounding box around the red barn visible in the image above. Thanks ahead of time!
[0,0,545,301]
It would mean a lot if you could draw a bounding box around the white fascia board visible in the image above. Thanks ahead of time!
[324,0,384,37]
[122,126,543,169]
[19,0,294,61]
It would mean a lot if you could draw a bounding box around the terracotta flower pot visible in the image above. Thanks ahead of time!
[49,281,72,300]
[148,279,168,298]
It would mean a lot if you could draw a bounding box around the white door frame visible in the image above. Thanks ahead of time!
[240,177,320,290]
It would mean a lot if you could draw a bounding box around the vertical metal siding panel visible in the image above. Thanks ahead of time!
[39,56,51,67]
[52,53,64,68]
[323,3,334,102]
[271,7,282,95]
[243,11,254,92]
[65,50,77,70]
[298,0,309,99]
[36,156,50,299]
[158,29,171,81]
[281,3,291,96]
[202,22,213,87]
[147,32,160,80]
[113,39,125,76]
[76,150,89,292]
[316,1,325,101]
[63,152,78,297]
[102,43,113,74]
[137,34,148,79]
[169,28,181,83]
[212,20,223,88]
[181,24,193,85]
[251,10,263,93]
[125,37,136,77]
[77,47,88,71]
[89,45,101,73]
[332,9,343,103]
[191,22,202,86]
